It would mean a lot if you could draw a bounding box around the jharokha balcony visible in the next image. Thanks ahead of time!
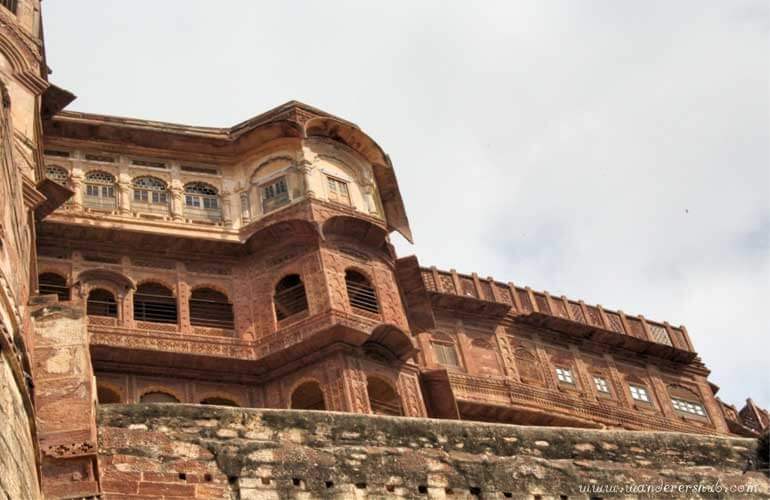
[417,265,697,363]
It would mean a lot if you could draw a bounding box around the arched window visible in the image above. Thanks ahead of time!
[345,270,379,314]
[200,397,239,407]
[97,385,122,404]
[274,274,308,321]
[132,176,168,212]
[290,381,325,410]
[83,171,116,210]
[366,377,403,416]
[87,288,118,317]
[139,391,179,403]
[189,288,234,329]
[184,182,221,222]
[133,283,177,324]
[39,273,69,301]
[45,165,69,186]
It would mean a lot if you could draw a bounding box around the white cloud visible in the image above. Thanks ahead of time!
[44,0,769,408]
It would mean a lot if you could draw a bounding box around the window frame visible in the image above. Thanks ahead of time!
[555,366,575,385]
[671,397,707,417]
[629,384,651,403]
[326,175,351,206]
[261,176,289,213]
[431,340,461,369]
[593,375,611,395]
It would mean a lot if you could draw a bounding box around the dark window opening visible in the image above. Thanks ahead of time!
[39,273,69,301]
[96,386,121,404]
[133,283,177,324]
[0,0,18,13]
[140,391,179,403]
[290,381,326,410]
[200,397,239,407]
[366,377,403,416]
[87,288,117,317]
[274,274,308,321]
[345,270,379,314]
[189,288,234,329]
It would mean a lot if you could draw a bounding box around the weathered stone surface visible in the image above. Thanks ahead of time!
[98,404,770,499]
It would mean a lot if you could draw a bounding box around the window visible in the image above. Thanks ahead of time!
[261,176,289,213]
[432,342,460,368]
[274,274,308,321]
[39,273,69,301]
[367,377,403,416]
[671,398,706,417]
[326,176,351,205]
[184,182,219,209]
[556,367,574,384]
[1,1,18,14]
[133,283,177,324]
[45,165,69,186]
[629,384,650,403]
[87,289,118,318]
[200,397,239,407]
[189,288,234,329]
[345,270,379,314]
[594,376,610,394]
[132,176,168,206]
[97,386,121,404]
[83,171,116,210]
[290,381,326,410]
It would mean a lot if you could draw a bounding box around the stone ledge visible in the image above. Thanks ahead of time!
[97,404,770,499]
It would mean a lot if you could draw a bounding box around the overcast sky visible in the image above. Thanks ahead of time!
[44,1,769,409]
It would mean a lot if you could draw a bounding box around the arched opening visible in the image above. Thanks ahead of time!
[200,397,239,407]
[39,272,69,301]
[345,270,379,314]
[274,274,308,321]
[87,288,118,317]
[139,391,180,403]
[290,381,326,410]
[184,182,221,222]
[83,170,116,210]
[97,385,122,404]
[45,165,69,186]
[366,377,403,416]
[132,176,169,214]
[133,283,177,324]
[189,288,234,329]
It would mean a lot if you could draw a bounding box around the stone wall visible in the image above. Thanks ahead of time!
[0,352,39,500]
[98,404,770,499]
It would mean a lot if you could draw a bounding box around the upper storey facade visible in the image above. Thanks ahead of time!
[41,101,412,244]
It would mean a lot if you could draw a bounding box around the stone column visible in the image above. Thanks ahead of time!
[360,182,378,215]
[297,160,315,199]
[221,191,233,227]
[604,354,633,408]
[177,263,190,334]
[570,346,597,400]
[248,183,260,218]
[494,325,517,379]
[116,181,131,216]
[170,186,184,222]
[646,364,675,417]
[70,170,84,210]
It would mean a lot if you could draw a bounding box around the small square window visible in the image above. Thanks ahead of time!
[326,176,351,206]
[556,367,574,384]
[593,376,610,393]
[432,342,460,368]
[629,384,650,402]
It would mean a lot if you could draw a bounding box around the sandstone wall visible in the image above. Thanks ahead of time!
[98,404,770,499]
[0,351,39,500]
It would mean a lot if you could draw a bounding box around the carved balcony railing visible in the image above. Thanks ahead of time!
[419,266,694,357]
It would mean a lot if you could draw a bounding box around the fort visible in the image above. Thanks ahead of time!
[0,1,767,498]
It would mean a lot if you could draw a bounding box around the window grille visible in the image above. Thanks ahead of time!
[184,182,221,221]
[44,150,71,158]
[671,397,706,416]
[1,1,18,14]
[629,384,650,402]
[132,176,168,213]
[133,283,177,324]
[274,274,308,321]
[45,165,69,186]
[326,176,351,205]
[39,273,69,301]
[345,270,379,314]
[261,177,289,213]
[84,171,116,210]
[87,289,118,317]
[556,367,574,384]
[593,376,610,393]
[85,153,115,163]
[432,342,460,367]
[189,288,234,329]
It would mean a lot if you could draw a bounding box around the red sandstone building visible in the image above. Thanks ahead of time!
[0,1,767,498]
[37,102,768,437]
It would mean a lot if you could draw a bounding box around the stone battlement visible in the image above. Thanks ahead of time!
[97,404,769,499]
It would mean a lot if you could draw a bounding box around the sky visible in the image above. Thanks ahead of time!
[43,1,769,409]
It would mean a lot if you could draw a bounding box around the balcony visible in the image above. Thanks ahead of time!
[132,202,170,218]
[184,206,222,224]
[417,265,695,360]
[262,192,290,214]
[83,195,116,212]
